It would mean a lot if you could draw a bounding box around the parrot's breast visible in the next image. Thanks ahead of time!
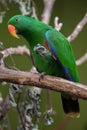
[31,49,65,77]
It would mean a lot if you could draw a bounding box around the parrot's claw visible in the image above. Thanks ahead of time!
[34,44,49,57]
[39,72,46,81]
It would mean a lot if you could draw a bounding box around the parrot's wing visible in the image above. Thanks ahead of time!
[45,29,79,82]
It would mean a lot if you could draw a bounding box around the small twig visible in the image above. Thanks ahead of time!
[76,53,87,66]
[68,13,87,42]
[54,17,63,31]
[16,92,26,130]
[0,95,10,120]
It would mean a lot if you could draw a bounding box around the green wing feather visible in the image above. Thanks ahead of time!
[45,29,79,82]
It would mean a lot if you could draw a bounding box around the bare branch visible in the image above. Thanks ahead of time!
[42,0,56,24]
[68,13,87,42]
[76,53,87,66]
[0,95,10,120]
[54,17,63,31]
[1,45,30,59]
[2,45,87,67]
[0,67,87,100]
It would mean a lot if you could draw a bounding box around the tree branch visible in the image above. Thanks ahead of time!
[1,45,87,66]
[76,52,87,66]
[1,45,30,59]
[0,66,87,100]
[68,13,87,42]
[54,16,63,31]
[42,0,56,23]
[0,94,10,120]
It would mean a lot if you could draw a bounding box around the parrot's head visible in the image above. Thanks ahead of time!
[8,15,51,43]
[7,15,33,39]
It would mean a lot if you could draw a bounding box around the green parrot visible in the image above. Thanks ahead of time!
[7,15,80,118]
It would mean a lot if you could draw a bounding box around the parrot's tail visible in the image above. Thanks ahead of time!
[61,94,80,118]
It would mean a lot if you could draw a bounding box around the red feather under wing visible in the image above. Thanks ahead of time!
[44,40,57,61]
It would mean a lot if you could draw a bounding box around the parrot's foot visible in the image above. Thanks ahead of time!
[39,72,46,81]
[34,44,49,57]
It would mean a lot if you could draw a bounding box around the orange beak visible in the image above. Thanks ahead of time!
[8,25,19,39]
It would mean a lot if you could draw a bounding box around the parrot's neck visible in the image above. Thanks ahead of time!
[22,29,48,50]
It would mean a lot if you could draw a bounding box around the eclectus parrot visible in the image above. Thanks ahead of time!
[7,15,80,118]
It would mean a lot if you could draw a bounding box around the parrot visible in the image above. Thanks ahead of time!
[7,15,80,118]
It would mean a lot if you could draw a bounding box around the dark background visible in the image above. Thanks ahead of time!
[0,0,87,130]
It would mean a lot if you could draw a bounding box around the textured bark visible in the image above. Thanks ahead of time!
[0,67,87,99]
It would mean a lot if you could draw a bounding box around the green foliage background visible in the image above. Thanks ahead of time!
[0,0,87,130]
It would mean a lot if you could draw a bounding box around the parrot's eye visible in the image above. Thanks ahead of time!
[15,18,20,22]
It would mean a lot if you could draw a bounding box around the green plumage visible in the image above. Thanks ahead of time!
[8,15,80,117]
